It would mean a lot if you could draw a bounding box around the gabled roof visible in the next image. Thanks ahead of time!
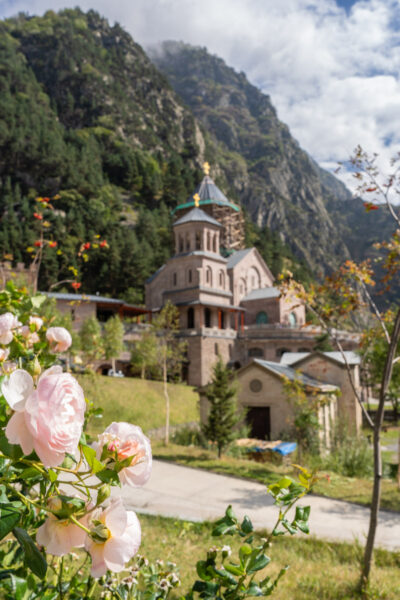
[145,263,166,284]
[226,248,252,268]
[281,350,361,367]
[172,175,240,214]
[240,359,338,392]
[174,207,221,227]
[242,287,280,301]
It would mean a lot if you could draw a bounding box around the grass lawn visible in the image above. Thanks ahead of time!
[152,443,400,512]
[138,513,400,599]
[77,374,199,436]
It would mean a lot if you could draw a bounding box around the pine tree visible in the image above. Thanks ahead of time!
[202,358,239,458]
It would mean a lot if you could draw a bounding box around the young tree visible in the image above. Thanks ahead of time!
[202,357,239,458]
[283,377,321,461]
[280,146,400,590]
[151,301,187,445]
[104,314,125,372]
[130,330,158,379]
[79,315,104,369]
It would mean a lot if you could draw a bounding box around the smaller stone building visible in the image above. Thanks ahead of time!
[281,351,362,431]
[234,359,338,447]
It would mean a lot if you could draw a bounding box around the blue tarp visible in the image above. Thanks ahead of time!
[272,442,297,456]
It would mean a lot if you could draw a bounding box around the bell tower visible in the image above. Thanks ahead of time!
[172,163,245,252]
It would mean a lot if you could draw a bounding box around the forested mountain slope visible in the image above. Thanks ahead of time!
[0,9,392,300]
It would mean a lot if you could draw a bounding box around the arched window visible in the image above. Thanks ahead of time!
[249,267,261,290]
[195,232,201,250]
[186,234,190,251]
[248,347,263,358]
[239,278,247,298]
[289,312,297,327]
[207,231,211,251]
[188,269,192,284]
[187,307,194,329]
[276,347,290,358]
[179,236,184,253]
[213,234,217,253]
[256,311,268,325]
[219,270,225,289]
[173,272,177,286]
[206,267,212,286]
[204,307,211,327]
[220,311,225,329]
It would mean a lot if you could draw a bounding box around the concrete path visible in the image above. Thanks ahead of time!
[121,460,400,551]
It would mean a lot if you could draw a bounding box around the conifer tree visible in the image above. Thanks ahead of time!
[202,358,239,458]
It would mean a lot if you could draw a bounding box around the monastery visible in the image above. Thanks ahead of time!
[145,164,358,388]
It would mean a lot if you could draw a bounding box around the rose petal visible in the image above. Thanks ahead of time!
[2,369,34,411]
[5,411,34,455]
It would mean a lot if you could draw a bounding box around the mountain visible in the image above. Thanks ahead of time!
[0,9,313,297]
[0,10,394,300]
[150,41,396,276]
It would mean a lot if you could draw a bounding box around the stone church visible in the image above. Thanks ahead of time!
[145,167,358,388]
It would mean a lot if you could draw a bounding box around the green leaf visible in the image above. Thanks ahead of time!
[31,295,46,309]
[281,519,297,535]
[248,553,270,573]
[226,505,237,522]
[211,522,236,537]
[224,563,245,577]
[212,567,237,585]
[278,477,293,489]
[48,469,57,483]
[192,580,219,597]
[0,504,21,540]
[247,582,263,596]
[96,468,120,485]
[196,561,214,582]
[13,527,47,579]
[81,445,104,474]
[9,575,28,600]
[20,467,42,480]
[0,431,23,460]
[241,515,253,534]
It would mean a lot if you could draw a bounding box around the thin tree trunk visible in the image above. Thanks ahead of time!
[163,353,170,445]
[141,364,145,379]
[397,429,400,491]
[111,357,116,373]
[360,307,400,588]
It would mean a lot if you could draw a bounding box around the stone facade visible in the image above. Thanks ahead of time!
[289,352,362,431]
[200,359,338,445]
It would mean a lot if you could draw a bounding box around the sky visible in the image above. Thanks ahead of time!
[1,0,399,193]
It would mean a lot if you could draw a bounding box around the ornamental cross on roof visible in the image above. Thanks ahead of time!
[203,162,210,175]
[193,193,200,207]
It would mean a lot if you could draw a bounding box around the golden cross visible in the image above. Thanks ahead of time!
[203,161,210,176]
[193,193,200,207]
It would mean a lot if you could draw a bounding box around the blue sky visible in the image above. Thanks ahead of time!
[0,0,399,192]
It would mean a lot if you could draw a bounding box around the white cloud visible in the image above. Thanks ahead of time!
[1,0,400,192]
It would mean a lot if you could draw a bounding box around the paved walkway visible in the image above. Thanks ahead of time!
[121,460,400,551]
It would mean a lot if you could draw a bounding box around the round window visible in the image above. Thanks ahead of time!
[250,379,262,393]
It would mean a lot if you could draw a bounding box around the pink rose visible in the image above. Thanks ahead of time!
[20,326,40,346]
[29,316,43,331]
[3,368,85,467]
[36,513,87,556]
[0,348,9,362]
[46,327,72,353]
[97,422,152,487]
[85,498,141,577]
[0,312,21,345]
